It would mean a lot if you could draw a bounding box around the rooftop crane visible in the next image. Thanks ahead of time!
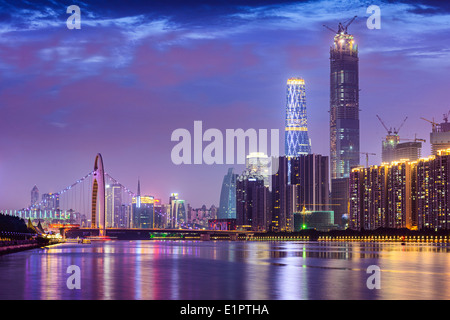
[323,15,357,34]
[443,110,450,123]
[376,115,408,136]
[421,117,439,131]
[400,133,426,143]
[376,115,392,135]
[394,116,408,135]
[359,152,376,168]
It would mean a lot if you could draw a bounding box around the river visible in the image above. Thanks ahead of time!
[0,240,449,300]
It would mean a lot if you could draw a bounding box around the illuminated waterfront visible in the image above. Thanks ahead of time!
[1,240,450,300]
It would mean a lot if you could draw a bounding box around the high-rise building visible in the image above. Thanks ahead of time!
[246,152,270,187]
[426,116,450,155]
[132,179,154,228]
[41,193,60,211]
[328,21,360,227]
[106,184,122,228]
[31,185,39,207]
[218,168,238,219]
[236,171,270,231]
[349,150,450,231]
[394,141,422,162]
[381,134,400,164]
[169,194,186,228]
[290,154,330,212]
[270,156,298,232]
[285,78,311,157]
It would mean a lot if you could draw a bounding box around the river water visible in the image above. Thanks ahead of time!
[0,240,449,300]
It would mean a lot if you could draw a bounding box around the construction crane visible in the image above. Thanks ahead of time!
[376,115,392,135]
[376,115,408,136]
[323,15,357,34]
[421,117,439,131]
[400,133,426,143]
[394,116,408,135]
[443,110,450,123]
[359,152,376,167]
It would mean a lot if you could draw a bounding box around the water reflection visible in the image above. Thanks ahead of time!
[0,240,449,299]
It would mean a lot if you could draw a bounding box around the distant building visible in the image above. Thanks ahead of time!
[154,201,167,229]
[271,156,290,232]
[31,185,39,207]
[41,193,60,211]
[429,119,450,155]
[132,180,154,228]
[168,193,186,228]
[382,140,422,164]
[246,152,270,187]
[236,171,270,231]
[393,141,422,162]
[218,168,238,219]
[208,219,236,231]
[106,184,122,228]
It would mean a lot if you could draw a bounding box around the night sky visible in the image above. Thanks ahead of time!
[1,0,449,210]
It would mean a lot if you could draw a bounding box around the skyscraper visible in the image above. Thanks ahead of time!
[236,171,270,231]
[218,168,238,219]
[132,179,154,228]
[290,154,330,212]
[328,20,360,226]
[31,185,39,207]
[245,152,270,187]
[285,78,311,157]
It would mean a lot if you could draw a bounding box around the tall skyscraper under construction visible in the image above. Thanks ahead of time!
[285,78,311,157]
[326,17,359,226]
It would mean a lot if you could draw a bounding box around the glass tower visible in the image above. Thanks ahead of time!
[218,168,238,219]
[285,78,311,157]
[329,28,359,179]
[328,22,360,227]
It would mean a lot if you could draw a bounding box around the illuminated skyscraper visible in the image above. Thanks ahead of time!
[218,168,238,219]
[285,78,311,157]
[132,179,154,228]
[329,23,359,179]
[328,20,360,226]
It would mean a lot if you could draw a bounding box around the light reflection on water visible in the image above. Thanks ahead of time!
[0,240,449,300]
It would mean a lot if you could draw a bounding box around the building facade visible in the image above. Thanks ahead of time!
[349,150,450,231]
[329,24,360,227]
[236,171,270,231]
[285,78,311,157]
[218,168,238,219]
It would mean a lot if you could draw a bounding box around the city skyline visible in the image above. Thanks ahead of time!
[1,0,450,210]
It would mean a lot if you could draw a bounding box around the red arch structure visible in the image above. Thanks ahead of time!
[91,153,106,236]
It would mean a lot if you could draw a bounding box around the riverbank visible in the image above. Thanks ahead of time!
[0,238,63,255]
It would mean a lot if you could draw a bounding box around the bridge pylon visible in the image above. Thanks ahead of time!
[91,153,106,237]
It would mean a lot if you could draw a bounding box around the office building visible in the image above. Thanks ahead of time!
[285,78,311,157]
[31,185,39,207]
[328,21,360,227]
[236,171,270,231]
[290,154,330,212]
[132,179,154,228]
[168,193,186,228]
[395,141,422,162]
[41,193,60,211]
[271,156,289,232]
[218,168,238,219]
[426,116,450,155]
